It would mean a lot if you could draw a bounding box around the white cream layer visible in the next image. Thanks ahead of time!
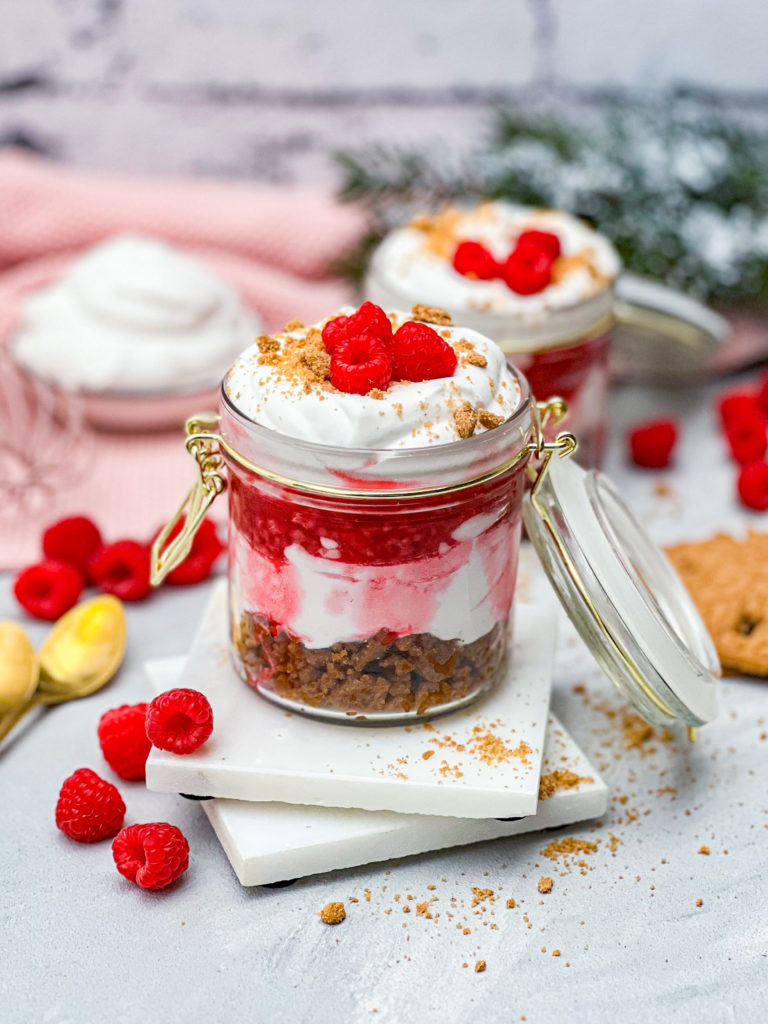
[225,313,520,449]
[233,511,517,648]
[12,234,262,393]
[367,203,621,324]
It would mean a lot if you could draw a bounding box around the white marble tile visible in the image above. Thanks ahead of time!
[146,657,607,886]
[145,580,555,818]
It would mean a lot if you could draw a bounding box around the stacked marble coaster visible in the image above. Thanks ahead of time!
[144,574,606,886]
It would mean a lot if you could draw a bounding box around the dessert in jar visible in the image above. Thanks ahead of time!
[151,301,721,737]
[10,234,262,430]
[174,302,549,722]
[365,202,621,467]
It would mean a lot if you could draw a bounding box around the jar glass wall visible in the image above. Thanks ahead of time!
[219,378,533,722]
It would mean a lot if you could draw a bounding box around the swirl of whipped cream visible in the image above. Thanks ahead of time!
[367,202,621,322]
[224,309,521,449]
[12,234,262,393]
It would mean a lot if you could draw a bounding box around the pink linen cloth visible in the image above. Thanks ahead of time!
[0,149,365,570]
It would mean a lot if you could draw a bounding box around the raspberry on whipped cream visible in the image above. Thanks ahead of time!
[224,306,521,449]
[368,202,620,321]
[366,203,621,469]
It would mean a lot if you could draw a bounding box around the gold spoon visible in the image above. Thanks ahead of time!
[0,595,126,744]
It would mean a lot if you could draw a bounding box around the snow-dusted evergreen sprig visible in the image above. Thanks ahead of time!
[335,99,768,304]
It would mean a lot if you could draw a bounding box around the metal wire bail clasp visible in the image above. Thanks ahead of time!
[150,413,227,586]
[527,396,578,497]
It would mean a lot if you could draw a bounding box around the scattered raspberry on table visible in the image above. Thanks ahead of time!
[42,516,103,575]
[627,419,678,469]
[737,462,768,511]
[14,560,84,621]
[145,688,214,754]
[725,413,768,465]
[87,540,151,602]
[112,822,189,890]
[55,767,126,842]
[98,703,152,781]
[164,518,224,586]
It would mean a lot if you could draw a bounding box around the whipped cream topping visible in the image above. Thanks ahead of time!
[224,308,521,449]
[367,202,621,324]
[12,234,262,393]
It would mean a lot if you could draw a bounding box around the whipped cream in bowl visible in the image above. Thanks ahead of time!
[11,234,262,430]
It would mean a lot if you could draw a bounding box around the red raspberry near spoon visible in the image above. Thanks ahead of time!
[42,516,103,575]
[14,560,84,620]
[87,540,151,602]
[55,767,126,843]
[146,687,214,755]
[112,822,189,890]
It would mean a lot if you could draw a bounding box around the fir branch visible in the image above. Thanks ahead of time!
[334,98,768,306]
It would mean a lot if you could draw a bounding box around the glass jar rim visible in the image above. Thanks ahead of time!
[218,369,534,495]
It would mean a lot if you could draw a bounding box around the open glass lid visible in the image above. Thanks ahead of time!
[612,273,730,383]
[523,449,720,731]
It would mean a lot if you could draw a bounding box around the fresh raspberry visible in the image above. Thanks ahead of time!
[87,540,151,601]
[42,516,103,574]
[717,389,761,428]
[329,335,393,395]
[627,419,678,469]
[516,229,561,260]
[757,373,768,417]
[452,240,500,280]
[725,413,767,465]
[55,767,126,843]
[164,518,224,586]
[502,243,554,295]
[98,704,152,781]
[146,688,214,754]
[14,560,84,621]
[390,321,458,382]
[737,462,768,511]
[322,302,393,354]
[112,822,189,890]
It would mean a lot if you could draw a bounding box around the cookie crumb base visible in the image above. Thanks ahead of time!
[234,614,507,716]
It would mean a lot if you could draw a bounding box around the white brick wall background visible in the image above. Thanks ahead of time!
[1,0,766,186]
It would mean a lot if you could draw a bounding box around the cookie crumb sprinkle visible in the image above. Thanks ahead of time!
[411,303,453,326]
[319,902,346,925]
[538,877,554,894]
[453,401,478,439]
[477,409,504,430]
[475,960,487,974]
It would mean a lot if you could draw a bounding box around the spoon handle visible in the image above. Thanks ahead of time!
[0,695,43,744]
